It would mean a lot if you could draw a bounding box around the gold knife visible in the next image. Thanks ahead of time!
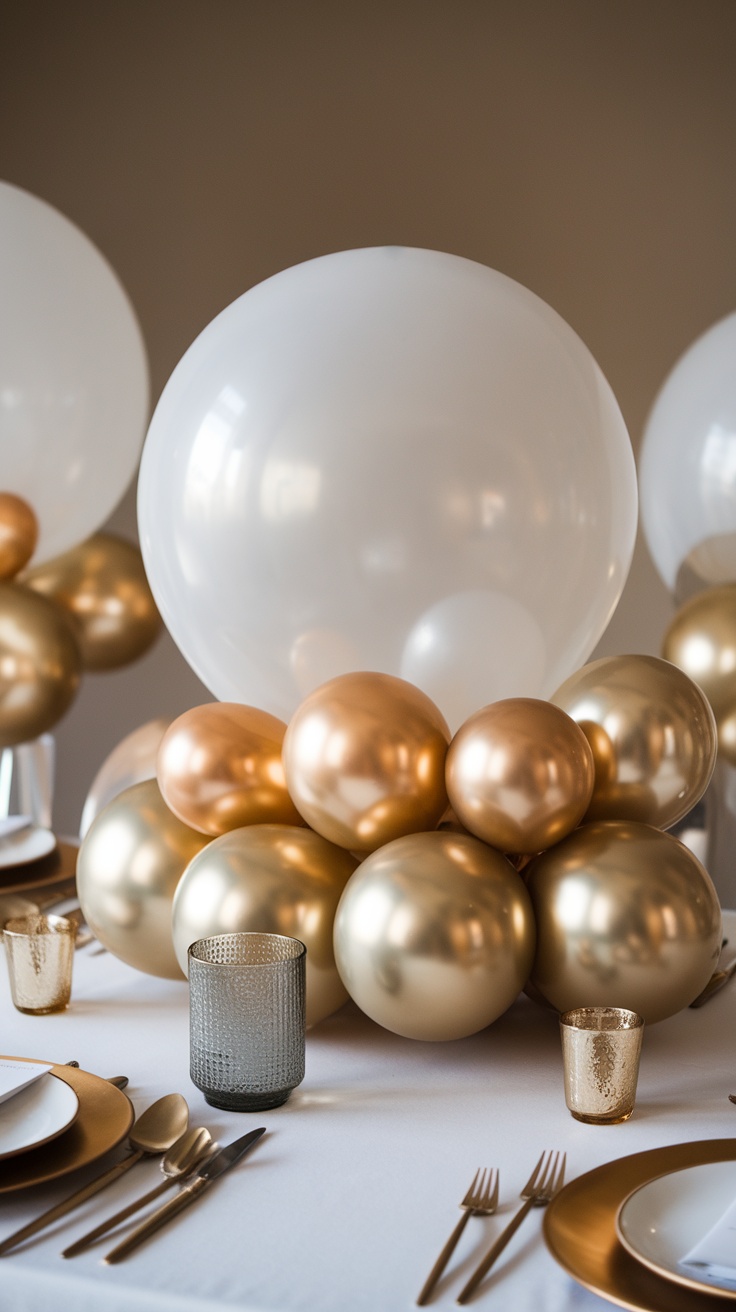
[103,1125,266,1263]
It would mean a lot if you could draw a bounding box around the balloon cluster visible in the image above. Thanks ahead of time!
[78,659,722,1037]
[0,181,156,748]
[0,499,162,749]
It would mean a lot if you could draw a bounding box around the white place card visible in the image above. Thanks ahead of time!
[0,1059,53,1105]
[681,1193,736,1291]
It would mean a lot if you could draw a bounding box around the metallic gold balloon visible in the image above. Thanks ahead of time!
[77,778,210,979]
[0,494,38,580]
[525,820,721,1024]
[551,654,717,830]
[445,698,595,855]
[80,716,172,838]
[171,824,359,1025]
[23,531,162,671]
[333,830,536,1041]
[157,702,303,836]
[662,584,736,762]
[282,671,451,853]
[0,582,82,747]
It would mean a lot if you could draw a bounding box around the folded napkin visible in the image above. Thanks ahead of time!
[0,816,31,842]
[0,1060,52,1106]
[681,1192,736,1291]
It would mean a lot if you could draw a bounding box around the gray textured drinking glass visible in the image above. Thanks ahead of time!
[3,913,75,1014]
[189,931,306,1111]
[560,1006,644,1124]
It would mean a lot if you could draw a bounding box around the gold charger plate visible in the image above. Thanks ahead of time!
[544,1139,736,1312]
[0,1058,133,1193]
[0,838,77,897]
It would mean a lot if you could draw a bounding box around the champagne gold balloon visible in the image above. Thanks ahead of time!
[333,830,536,1041]
[446,698,595,855]
[77,778,210,979]
[0,583,82,747]
[0,493,38,580]
[23,531,162,671]
[157,702,303,836]
[80,716,172,837]
[662,584,736,761]
[524,820,722,1023]
[282,671,451,853]
[171,824,359,1025]
[552,654,717,830]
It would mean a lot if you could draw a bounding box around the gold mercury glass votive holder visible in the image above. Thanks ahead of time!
[559,1006,644,1125]
[3,913,76,1015]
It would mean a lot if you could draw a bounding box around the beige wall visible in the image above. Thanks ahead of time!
[2,0,736,833]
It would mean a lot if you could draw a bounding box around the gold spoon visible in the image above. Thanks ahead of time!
[61,1126,214,1257]
[0,1092,189,1255]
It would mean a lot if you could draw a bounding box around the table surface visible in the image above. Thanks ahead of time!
[0,908,733,1312]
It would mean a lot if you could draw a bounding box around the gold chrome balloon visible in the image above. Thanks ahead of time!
[552,654,717,830]
[157,702,303,836]
[77,778,210,979]
[524,820,722,1023]
[662,584,736,759]
[333,830,536,1041]
[0,583,82,747]
[0,493,38,580]
[446,698,595,855]
[171,824,358,1025]
[282,671,450,852]
[23,531,162,671]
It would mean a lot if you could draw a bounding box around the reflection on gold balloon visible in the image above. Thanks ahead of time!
[333,830,535,1041]
[23,531,162,671]
[282,672,450,853]
[0,494,38,580]
[0,583,82,747]
[172,824,358,1025]
[446,698,594,855]
[662,584,736,761]
[77,778,210,979]
[157,702,303,836]
[552,654,717,830]
[525,820,722,1023]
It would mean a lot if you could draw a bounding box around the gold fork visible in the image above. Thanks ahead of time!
[456,1150,566,1304]
[416,1168,500,1305]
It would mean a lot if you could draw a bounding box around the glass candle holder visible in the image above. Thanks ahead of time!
[559,1006,644,1124]
[3,913,75,1014]
[189,931,306,1112]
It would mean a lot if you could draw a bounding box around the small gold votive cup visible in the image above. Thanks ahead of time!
[559,1006,644,1125]
[3,914,75,1015]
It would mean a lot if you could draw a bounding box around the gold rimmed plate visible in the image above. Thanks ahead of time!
[0,1058,133,1192]
[544,1139,736,1311]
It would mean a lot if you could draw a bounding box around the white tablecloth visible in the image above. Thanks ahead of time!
[0,912,734,1312]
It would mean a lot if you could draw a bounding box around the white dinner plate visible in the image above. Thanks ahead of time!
[616,1160,736,1299]
[0,1072,80,1159]
[0,826,56,869]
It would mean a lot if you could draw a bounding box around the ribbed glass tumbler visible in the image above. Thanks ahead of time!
[188,931,306,1111]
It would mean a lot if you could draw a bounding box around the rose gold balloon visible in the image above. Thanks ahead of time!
[0,494,38,580]
[171,824,359,1025]
[23,531,162,671]
[333,830,536,1040]
[157,702,303,836]
[552,654,717,830]
[445,698,595,855]
[282,672,451,852]
[524,820,722,1023]
[77,779,210,980]
[662,584,736,762]
[0,583,82,747]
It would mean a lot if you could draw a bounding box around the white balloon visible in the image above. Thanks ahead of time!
[0,182,149,563]
[639,311,736,593]
[138,247,637,723]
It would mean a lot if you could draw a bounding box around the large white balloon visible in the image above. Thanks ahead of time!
[0,182,149,563]
[138,247,637,728]
[639,311,736,595]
